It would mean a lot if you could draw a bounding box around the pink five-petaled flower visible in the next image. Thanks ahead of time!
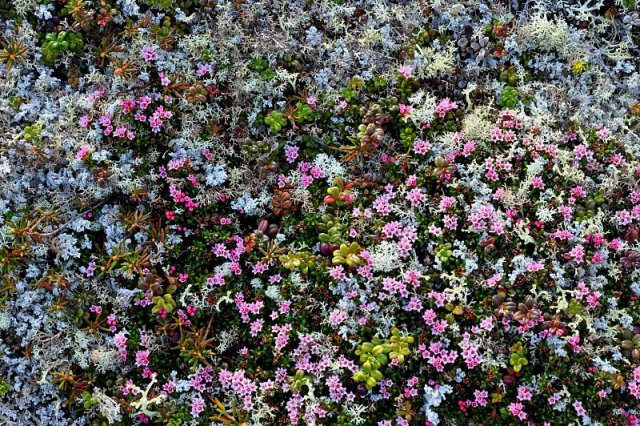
[517,385,533,401]
[76,145,91,162]
[329,309,348,326]
[407,187,426,207]
[508,402,527,420]
[413,139,432,155]
[398,103,412,118]
[191,397,205,417]
[141,45,158,61]
[135,350,150,367]
[531,175,545,189]
[285,145,299,163]
[307,96,317,108]
[526,260,544,272]
[398,65,413,78]
[196,64,212,77]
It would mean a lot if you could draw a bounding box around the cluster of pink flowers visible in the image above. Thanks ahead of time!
[434,97,458,118]
[218,369,257,410]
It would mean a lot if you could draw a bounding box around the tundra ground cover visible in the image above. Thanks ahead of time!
[1,0,640,425]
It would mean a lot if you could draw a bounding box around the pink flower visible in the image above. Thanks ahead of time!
[567,245,585,264]
[479,316,494,331]
[113,332,128,350]
[250,319,264,337]
[307,96,317,108]
[526,261,544,272]
[407,187,426,207]
[398,103,412,117]
[490,127,503,141]
[573,400,587,416]
[608,238,623,250]
[98,114,112,126]
[252,262,269,274]
[485,273,502,288]
[141,45,157,61]
[413,139,432,155]
[398,65,413,78]
[474,389,488,407]
[442,214,458,230]
[508,402,527,420]
[79,115,91,128]
[300,174,314,187]
[76,145,91,161]
[196,64,212,77]
[137,96,152,109]
[206,274,225,286]
[615,210,633,226]
[329,309,348,326]
[191,397,206,417]
[135,350,150,367]
[382,221,403,238]
[159,72,171,86]
[435,98,458,118]
[531,176,545,189]
[517,385,533,401]
[463,140,476,156]
[285,145,299,163]
[310,166,325,179]
[596,126,610,140]
[428,225,443,236]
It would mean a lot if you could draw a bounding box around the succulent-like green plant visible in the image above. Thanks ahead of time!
[353,339,388,390]
[279,251,315,274]
[399,126,416,147]
[353,329,414,390]
[435,242,453,263]
[498,86,522,109]
[324,177,355,206]
[289,370,312,393]
[387,327,414,364]
[332,242,364,267]
[264,111,287,132]
[574,190,604,222]
[81,391,98,409]
[0,379,10,397]
[620,330,640,361]
[42,32,84,64]
[210,397,250,426]
[318,222,344,245]
[152,284,177,314]
[294,102,314,122]
[509,342,528,372]
[249,58,277,80]
[431,157,456,181]
[23,123,41,142]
